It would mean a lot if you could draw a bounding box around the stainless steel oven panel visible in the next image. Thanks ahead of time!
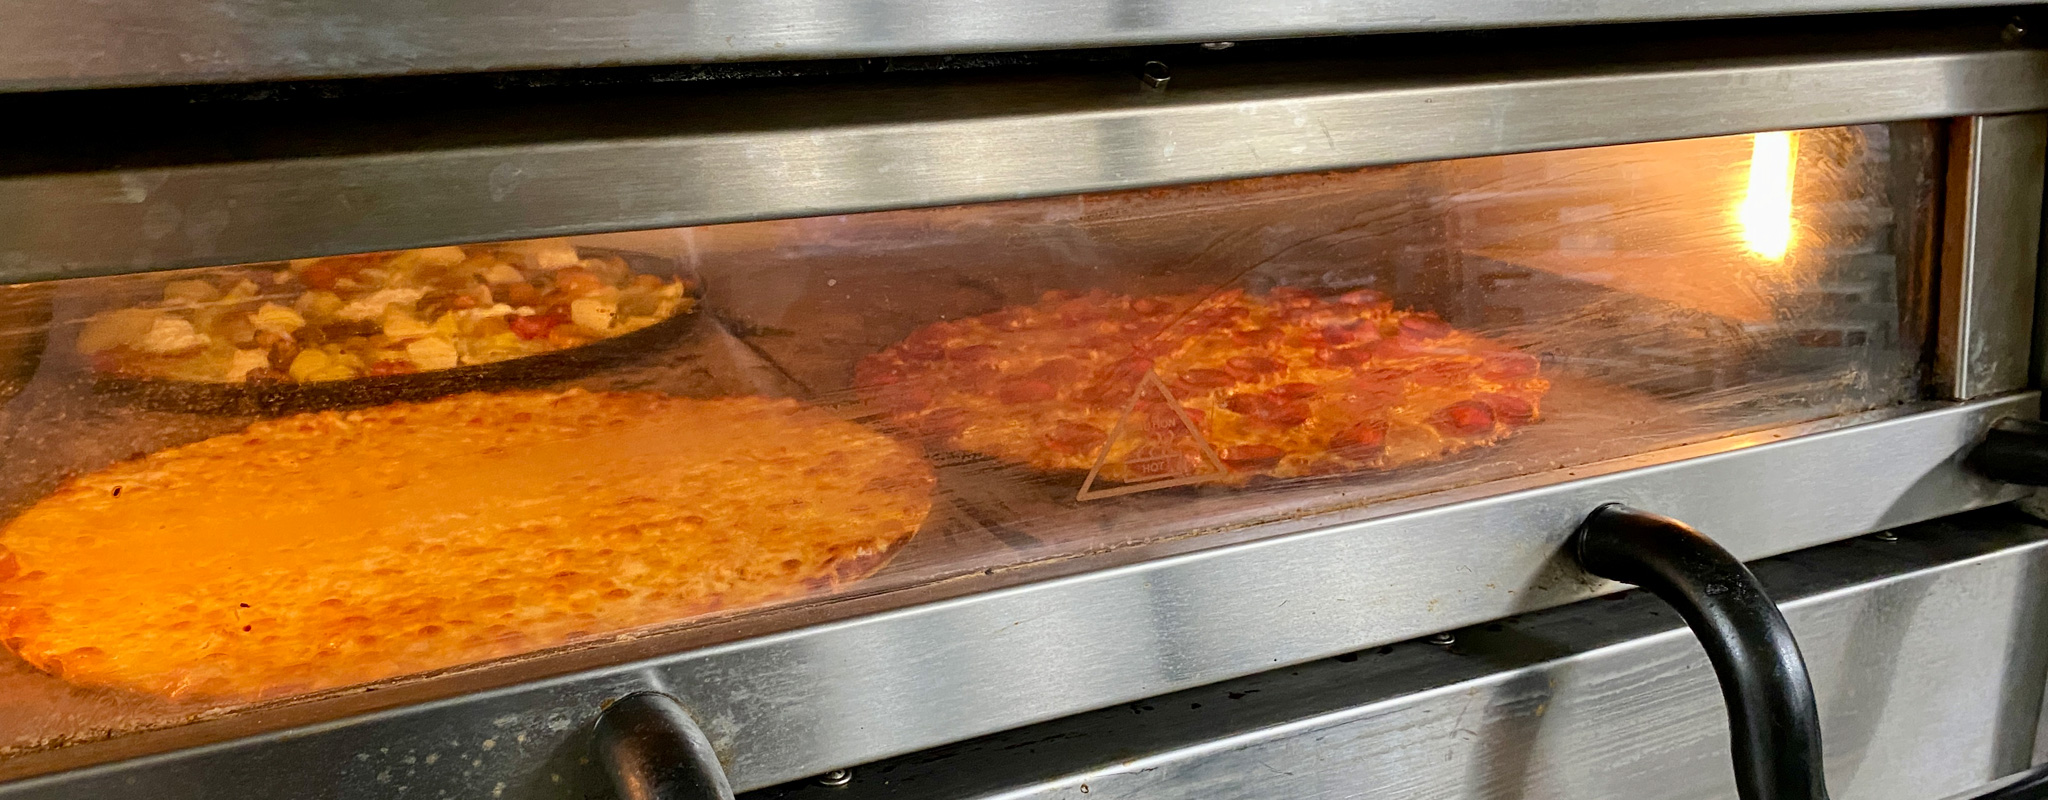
[755,512,2048,800]
[0,0,2022,92]
[5,46,2048,285]
[1938,113,2048,399]
[0,395,2032,796]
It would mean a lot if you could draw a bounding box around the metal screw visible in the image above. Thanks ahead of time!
[1426,632,1456,646]
[2006,16,2029,43]
[1871,531,1899,542]
[1141,61,1171,90]
[1200,41,1236,50]
[816,769,853,788]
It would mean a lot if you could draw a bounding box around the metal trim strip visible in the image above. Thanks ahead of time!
[5,48,2048,284]
[1938,113,2048,399]
[0,394,2035,794]
[748,513,2048,800]
[0,0,2021,92]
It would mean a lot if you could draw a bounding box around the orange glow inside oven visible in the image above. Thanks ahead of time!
[1738,131,1799,261]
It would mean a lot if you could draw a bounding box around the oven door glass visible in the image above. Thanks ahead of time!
[0,122,1941,751]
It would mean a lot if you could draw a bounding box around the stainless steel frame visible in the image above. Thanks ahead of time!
[5,41,2048,285]
[1938,113,2048,399]
[755,512,2048,800]
[0,0,2022,92]
[0,395,2031,795]
[4,15,2048,800]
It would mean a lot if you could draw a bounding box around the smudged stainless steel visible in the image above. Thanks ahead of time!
[5,47,2048,285]
[753,513,2048,800]
[0,0,2023,92]
[0,394,2033,796]
[1938,113,2048,399]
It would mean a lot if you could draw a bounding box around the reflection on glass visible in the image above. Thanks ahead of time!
[1740,131,1800,262]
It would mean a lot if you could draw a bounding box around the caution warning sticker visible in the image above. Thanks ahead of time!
[1076,370,1229,501]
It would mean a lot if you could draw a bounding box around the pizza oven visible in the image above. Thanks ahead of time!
[6,4,2048,800]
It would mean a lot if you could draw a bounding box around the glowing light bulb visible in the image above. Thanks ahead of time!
[1738,131,1798,261]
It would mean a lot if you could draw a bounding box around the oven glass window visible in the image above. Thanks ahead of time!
[0,122,1941,749]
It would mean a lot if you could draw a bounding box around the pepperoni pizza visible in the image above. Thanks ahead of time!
[856,288,1549,484]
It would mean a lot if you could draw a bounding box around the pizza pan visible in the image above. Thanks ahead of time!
[89,248,702,415]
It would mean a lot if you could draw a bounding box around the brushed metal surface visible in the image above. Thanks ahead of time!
[0,396,2033,796]
[1938,114,2048,399]
[750,511,2048,800]
[0,0,2020,91]
[6,46,2048,285]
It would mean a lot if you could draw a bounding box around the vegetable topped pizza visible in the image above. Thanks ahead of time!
[856,287,1549,484]
[76,239,693,384]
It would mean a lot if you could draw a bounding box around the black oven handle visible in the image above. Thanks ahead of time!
[1967,417,2048,486]
[591,691,738,800]
[1571,503,1830,800]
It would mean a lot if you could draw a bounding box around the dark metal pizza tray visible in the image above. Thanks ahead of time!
[87,247,700,415]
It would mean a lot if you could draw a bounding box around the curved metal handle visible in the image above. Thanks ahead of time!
[591,692,737,800]
[1571,503,1829,800]
[1967,417,2048,486]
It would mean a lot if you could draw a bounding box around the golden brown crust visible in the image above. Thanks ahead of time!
[0,390,933,701]
[857,288,1549,483]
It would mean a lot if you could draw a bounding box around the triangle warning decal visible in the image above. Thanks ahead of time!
[1076,370,1229,501]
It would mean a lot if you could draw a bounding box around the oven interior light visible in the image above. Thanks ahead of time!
[1738,131,1798,261]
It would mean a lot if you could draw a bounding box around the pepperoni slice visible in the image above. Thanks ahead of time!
[1398,315,1454,340]
[1224,356,1282,380]
[1321,323,1364,345]
[996,380,1057,404]
[1223,395,1313,426]
[1318,346,1373,367]
[1329,421,1388,457]
[1075,383,1124,407]
[1100,356,1154,385]
[1028,358,1086,384]
[1226,393,1307,425]
[1430,400,1496,436]
[1045,420,1108,454]
[1220,443,1287,470]
[1480,393,1537,425]
[1269,382,1321,400]
[1232,328,1285,346]
[1373,338,1428,360]
[1176,368,1236,390]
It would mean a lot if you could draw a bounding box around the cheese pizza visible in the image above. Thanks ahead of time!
[0,390,934,700]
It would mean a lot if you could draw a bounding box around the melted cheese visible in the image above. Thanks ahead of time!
[0,391,934,701]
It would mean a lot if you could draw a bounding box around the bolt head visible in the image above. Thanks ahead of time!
[817,769,853,787]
